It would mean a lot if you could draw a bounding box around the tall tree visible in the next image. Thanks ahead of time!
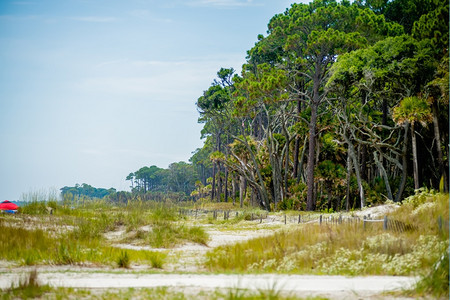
[393,96,433,189]
[248,0,402,210]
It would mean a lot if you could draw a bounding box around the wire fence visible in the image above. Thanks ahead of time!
[179,208,449,234]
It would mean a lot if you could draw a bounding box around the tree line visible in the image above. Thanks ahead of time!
[60,162,198,203]
[191,0,448,211]
[60,183,116,200]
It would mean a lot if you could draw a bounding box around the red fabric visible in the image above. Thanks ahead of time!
[0,200,18,210]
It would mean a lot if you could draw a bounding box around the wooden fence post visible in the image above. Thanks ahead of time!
[298,214,301,224]
[363,216,366,230]
[284,214,287,225]
[319,215,322,225]
[383,216,388,231]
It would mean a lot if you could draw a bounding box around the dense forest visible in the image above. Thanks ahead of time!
[190,0,449,211]
[63,0,449,211]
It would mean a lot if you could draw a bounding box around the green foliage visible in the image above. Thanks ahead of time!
[414,247,449,298]
[151,204,178,223]
[117,250,130,268]
[125,163,198,196]
[69,217,106,241]
[393,96,433,126]
[0,204,178,267]
[0,224,50,264]
[148,222,209,248]
[20,201,49,215]
[60,183,116,199]
[145,251,167,269]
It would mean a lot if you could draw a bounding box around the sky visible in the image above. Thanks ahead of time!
[0,0,300,201]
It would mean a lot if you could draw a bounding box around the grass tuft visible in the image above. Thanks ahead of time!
[117,250,131,268]
[146,251,167,269]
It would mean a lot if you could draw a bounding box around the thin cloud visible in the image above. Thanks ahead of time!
[128,9,173,23]
[187,0,260,8]
[0,14,39,21]
[82,55,245,97]
[70,16,117,23]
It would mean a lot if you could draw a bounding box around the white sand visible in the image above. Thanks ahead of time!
[0,271,417,299]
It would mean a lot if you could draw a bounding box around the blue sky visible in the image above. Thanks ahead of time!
[0,0,299,200]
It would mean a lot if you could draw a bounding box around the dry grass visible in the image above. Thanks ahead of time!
[0,201,209,267]
[206,192,449,277]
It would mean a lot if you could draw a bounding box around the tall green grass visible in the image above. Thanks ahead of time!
[148,221,209,248]
[414,248,449,298]
[0,201,199,266]
[0,221,166,267]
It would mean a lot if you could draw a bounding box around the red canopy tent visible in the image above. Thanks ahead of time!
[0,200,19,210]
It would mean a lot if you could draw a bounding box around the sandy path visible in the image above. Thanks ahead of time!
[0,271,416,299]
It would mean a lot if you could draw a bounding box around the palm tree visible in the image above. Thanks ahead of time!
[393,96,433,190]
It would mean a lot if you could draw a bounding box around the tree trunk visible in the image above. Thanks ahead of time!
[293,137,300,179]
[346,153,352,211]
[217,162,222,202]
[224,167,229,203]
[284,137,290,199]
[293,100,302,179]
[411,122,420,190]
[297,137,307,183]
[211,162,216,201]
[345,134,365,208]
[239,175,245,208]
[267,129,280,209]
[306,103,318,211]
[232,175,237,205]
[432,101,448,192]
[270,153,282,210]
[373,151,393,200]
[360,144,368,181]
[395,123,409,202]
[235,134,269,210]
[326,181,332,211]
